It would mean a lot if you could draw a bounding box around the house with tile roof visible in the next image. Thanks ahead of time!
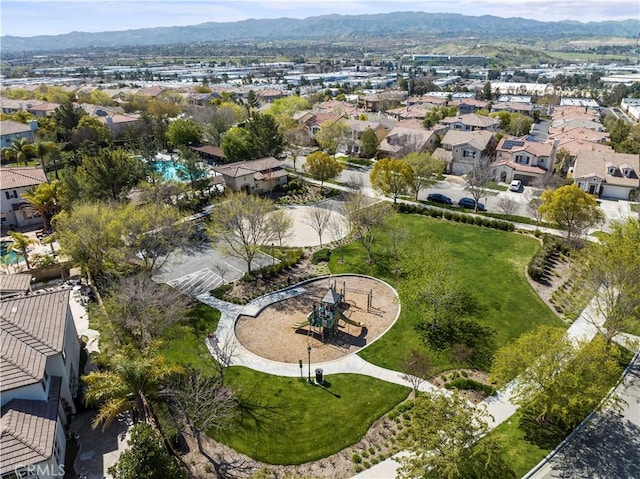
[213,157,287,194]
[0,167,48,230]
[1,290,80,478]
[491,137,557,185]
[439,113,500,132]
[571,150,640,200]
[378,127,439,158]
[434,130,497,175]
[342,120,389,156]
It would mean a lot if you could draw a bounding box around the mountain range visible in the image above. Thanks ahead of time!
[2,12,638,52]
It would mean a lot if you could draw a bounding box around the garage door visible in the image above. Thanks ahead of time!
[601,185,630,200]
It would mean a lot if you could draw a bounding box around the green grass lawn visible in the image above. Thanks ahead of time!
[160,302,220,369]
[211,367,409,464]
[329,213,564,373]
[488,411,551,477]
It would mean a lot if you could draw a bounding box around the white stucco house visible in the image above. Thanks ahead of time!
[0,167,48,230]
[571,150,639,200]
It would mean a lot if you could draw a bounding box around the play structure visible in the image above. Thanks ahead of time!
[293,284,365,342]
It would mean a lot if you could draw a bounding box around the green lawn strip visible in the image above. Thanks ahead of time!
[487,411,551,477]
[211,367,409,465]
[329,214,564,373]
[160,302,220,369]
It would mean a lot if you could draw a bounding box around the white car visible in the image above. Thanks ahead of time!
[509,180,522,192]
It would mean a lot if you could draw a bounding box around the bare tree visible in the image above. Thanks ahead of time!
[102,274,192,348]
[328,215,349,262]
[400,349,434,395]
[498,196,519,216]
[269,208,294,246]
[528,197,544,224]
[465,155,494,213]
[167,368,239,462]
[304,206,333,247]
[283,127,313,172]
[211,260,232,284]
[343,192,391,263]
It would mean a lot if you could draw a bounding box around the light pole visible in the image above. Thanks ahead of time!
[307,345,312,384]
[271,242,275,266]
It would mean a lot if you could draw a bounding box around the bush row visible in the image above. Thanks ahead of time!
[444,378,496,396]
[527,234,571,282]
[152,399,182,448]
[312,248,331,264]
[397,203,514,231]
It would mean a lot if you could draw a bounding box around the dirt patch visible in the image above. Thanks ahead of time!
[430,369,492,404]
[235,275,399,363]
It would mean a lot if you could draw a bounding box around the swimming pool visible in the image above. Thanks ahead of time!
[0,241,21,264]
[153,160,188,182]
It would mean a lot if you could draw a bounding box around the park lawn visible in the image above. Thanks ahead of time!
[211,367,409,465]
[160,302,220,369]
[330,213,565,373]
[488,411,551,477]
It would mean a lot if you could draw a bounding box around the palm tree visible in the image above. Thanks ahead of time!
[21,180,63,231]
[34,141,60,173]
[2,138,36,165]
[6,231,37,270]
[83,352,182,431]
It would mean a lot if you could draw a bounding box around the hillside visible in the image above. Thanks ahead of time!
[2,12,637,52]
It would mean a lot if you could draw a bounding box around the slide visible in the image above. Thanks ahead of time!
[337,310,364,328]
[292,312,313,330]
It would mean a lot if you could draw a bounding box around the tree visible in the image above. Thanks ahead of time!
[167,369,238,460]
[400,349,434,394]
[491,327,624,434]
[210,192,276,275]
[34,140,60,174]
[303,151,343,191]
[315,119,349,155]
[577,218,640,347]
[528,197,544,224]
[370,157,413,203]
[120,202,194,275]
[328,215,349,262]
[269,208,294,246]
[304,206,332,247]
[21,179,64,231]
[359,127,379,158]
[176,147,208,193]
[204,106,236,147]
[343,193,391,263]
[2,137,35,165]
[498,196,519,216]
[166,118,203,149]
[283,126,312,172]
[83,351,181,430]
[398,393,513,479]
[108,423,183,479]
[101,274,192,348]
[71,116,112,153]
[6,231,37,269]
[244,112,284,159]
[53,202,125,279]
[539,184,604,242]
[76,148,146,201]
[465,155,494,213]
[404,152,445,201]
[221,126,253,162]
[52,100,86,143]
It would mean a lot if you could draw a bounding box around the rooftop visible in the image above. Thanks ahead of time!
[0,167,47,191]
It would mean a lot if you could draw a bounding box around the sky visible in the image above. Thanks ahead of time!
[2,0,639,37]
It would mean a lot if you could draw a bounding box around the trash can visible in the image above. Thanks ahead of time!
[315,368,324,384]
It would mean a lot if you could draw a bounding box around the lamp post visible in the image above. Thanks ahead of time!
[271,242,275,266]
[307,345,312,384]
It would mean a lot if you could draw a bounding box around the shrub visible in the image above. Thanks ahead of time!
[312,248,331,264]
[354,465,363,473]
[444,211,453,220]
[444,378,496,395]
[352,453,362,464]
[152,400,182,448]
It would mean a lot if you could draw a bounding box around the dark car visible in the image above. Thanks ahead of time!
[426,193,453,205]
[458,197,486,211]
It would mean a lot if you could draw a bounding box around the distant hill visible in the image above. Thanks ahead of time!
[2,12,638,52]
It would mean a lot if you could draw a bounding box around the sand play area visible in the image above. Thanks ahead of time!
[235,275,399,363]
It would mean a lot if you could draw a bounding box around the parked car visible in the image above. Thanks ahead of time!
[426,193,453,205]
[458,197,485,211]
[509,180,522,192]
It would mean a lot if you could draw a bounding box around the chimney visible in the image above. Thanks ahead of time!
[28,120,39,132]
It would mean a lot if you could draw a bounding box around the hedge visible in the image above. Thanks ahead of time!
[527,234,571,282]
[397,203,514,231]
[444,378,496,396]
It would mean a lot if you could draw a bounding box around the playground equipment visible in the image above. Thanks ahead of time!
[292,285,364,342]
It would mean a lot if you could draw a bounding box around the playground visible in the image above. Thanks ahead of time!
[234,275,399,363]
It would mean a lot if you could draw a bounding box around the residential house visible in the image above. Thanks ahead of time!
[451,98,490,115]
[99,113,142,137]
[0,167,48,229]
[621,98,640,122]
[363,91,407,112]
[434,130,496,175]
[549,127,609,144]
[294,111,348,140]
[0,99,59,117]
[342,120,389,156]
[571,150,639,200]
[255,88,287,103]
[385,104,433,122]
[0,273,33,298]
[491,137,556,185]
[213,157,287,194]
[1,290,80,479]
[490,101,534,116]
[438,113,500,132]
[1,120,38,148]
[378,127,439,158]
